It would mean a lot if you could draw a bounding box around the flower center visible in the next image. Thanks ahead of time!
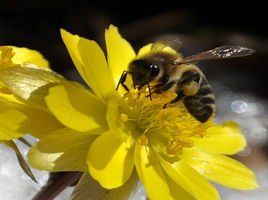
[109,89,214,155]
[118,90,174,134]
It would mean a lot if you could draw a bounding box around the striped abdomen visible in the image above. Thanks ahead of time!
[183,78,215,122]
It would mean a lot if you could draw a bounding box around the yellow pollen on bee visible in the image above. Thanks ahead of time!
[183,81,199,96]
[120,113,128,122]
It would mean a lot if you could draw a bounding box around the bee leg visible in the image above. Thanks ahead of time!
[181,73,200,85]
[122,83,130,92]
[163,90,184,108]
[147,81,175,99]
[154,80,176,93]
[181,73,201,96]
[163,74,202,109]
[116,71,129,92]
[147,83,152,100]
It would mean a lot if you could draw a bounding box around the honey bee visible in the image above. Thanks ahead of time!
[116,37,255,122]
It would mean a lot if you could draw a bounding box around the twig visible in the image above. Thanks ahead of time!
[32,172,82,200]
[18,137,32,147]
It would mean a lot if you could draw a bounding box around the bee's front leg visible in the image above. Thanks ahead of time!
[147,83,152,100]
[116,71,130,92]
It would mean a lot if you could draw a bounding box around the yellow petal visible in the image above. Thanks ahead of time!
[78,37,116,100]
[0,92,25,105]
[193,121,246,155]
[88,131,134,189]
[105,25,136,86]
[61,29,116,101]
[20,106,63,138]
[7,46,49,67]
[134,144,169,200]
[72,172,138,200]
[165,174,195,200]
[159,156,219,200]
[106,99,130,141]
[181,148,259,190]
[106,171,138,199]
[0,98,63,139]
[0,109,27,141]
[60,29,85,79]
[45,82,107,132]
[0,66,63,106]
[28,128,96,172]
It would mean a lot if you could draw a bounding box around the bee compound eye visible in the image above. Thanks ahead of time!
[150,64,159,77]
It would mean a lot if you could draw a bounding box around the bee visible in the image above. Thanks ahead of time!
[116,37,255,122]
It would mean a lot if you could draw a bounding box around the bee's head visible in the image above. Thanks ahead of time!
[128,59,160,89]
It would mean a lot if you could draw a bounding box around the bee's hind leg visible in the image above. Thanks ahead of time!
[163,90,184,108]
[146,81,176,100]
[163,73,201,109]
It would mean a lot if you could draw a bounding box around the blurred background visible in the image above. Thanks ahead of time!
[0,0,268,199]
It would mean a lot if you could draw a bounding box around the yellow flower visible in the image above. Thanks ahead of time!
[0,46,61,182]
[0,46,62,139]
[0,46,49,67]
[0,26,258,199]
[0,45,49,93]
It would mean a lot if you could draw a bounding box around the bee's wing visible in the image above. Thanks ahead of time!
[0,65,64,107]
[178,45,255,64]
[151,35,182,52]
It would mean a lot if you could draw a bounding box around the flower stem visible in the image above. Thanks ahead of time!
[18,137,32,147]
[32,172,82,200]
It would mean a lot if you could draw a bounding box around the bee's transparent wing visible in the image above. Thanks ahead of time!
[178,45,255,64]
[151,35,182,52]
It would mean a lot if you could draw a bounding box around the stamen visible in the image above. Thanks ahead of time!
[166,138,193,155]
[167,140,182,155]
[0,47,16,67]
[120,113,128,122]
[138,135,149,146]
[117,87,213,154]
